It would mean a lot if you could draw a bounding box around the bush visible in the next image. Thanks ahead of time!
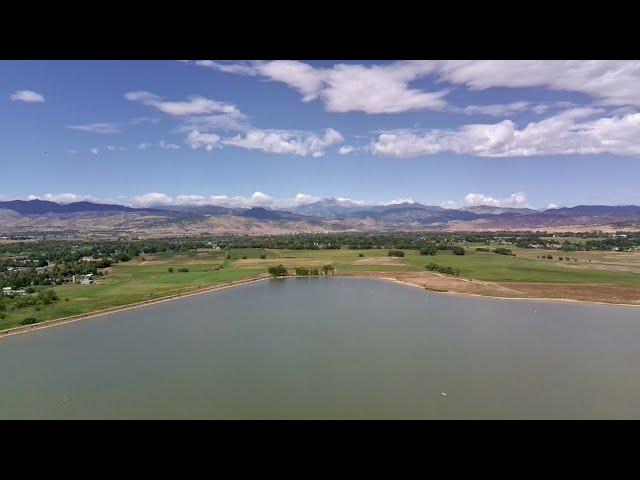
[388,250,405,257]
[322,264,335,275]
[493,247,514,256]
[168,267,174,273]
[425,262,460,276]
[420,244,438,256]
[242,256,247,260]
[268,264,289,277]
[260,254,266,259]
[177,267,189,273]
[295,267,310,276]
[310,268,319,275]
[358,253,364,257]
[476,247,491,252]
[20,317,39,326]
[450,246,465,255]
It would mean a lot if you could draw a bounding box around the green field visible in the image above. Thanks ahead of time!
[1,246,639,331]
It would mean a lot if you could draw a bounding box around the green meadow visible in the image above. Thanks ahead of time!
[1,246,638,331]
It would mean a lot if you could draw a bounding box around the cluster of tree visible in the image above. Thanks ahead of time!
[419,243,465,256]
[268,265,289,277]
[388,250,405,257]
[425,263,460,276]
[493,247,514,256]
[295,267,320,276]
[0,288,58,313]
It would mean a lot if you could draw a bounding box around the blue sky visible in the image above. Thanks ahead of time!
[2,60,640,209]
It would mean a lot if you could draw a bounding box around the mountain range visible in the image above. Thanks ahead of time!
[1,199,640,235]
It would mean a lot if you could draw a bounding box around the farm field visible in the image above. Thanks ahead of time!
[1,246,639,332]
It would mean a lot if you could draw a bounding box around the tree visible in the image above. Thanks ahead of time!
[260,254,266,259]
[420,244,438,256]
[268,264,288,277]
[322,264,335,275]
[388,250,405,257]
[168,267,174,273]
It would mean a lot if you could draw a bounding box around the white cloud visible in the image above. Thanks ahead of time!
[159,140,180,150]
[464,192,529,208]
[129,192,174,207]
[338,145,355,155]
[68,122,121,134]
[10,90,45,103]
[223,128,343,157]
[440,200,458,209]
[546,202,559,209]
[137,142,153,150]
[186,130,221,151]
[125,90,238,116]
[90,148,99,155]
[177,113,250,133]
[67,149,79,155]
[105,145,127,152]
[431,60,640,108]
[373,108,640,158]
[188,60,447,114]
[460,101,531,117]
[27,193,98,204]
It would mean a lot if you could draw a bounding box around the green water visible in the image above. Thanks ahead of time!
[1,277,639,419]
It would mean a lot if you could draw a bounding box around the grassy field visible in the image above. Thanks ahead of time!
[1,246,639,331]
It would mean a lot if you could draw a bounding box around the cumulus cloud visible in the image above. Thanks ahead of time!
[186,60,447,114]
[90,147,99,155]
[223,128,343,157]
[372,108,640,158]
[137,142,153,150]
[10,90,45,103]
[129,192,174,207]
[338,145,355,155]
[186,130,221,151]
[125,90,238,116]
[68,122,121,134]
[441,192,530,209]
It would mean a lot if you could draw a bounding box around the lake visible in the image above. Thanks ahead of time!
[1,277,639,419]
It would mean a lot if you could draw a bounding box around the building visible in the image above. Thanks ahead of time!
[2,287,12,296]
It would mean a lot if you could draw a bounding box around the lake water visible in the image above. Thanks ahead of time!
[1,277,639,419]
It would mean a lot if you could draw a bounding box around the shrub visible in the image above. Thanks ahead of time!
[358,253,364,257]
[295,267,310,276]
[268,264,288,277]
[493,247,514,256]
[425,262,460,276]
[420,244,438,256]
[388,250,405,257]
[260,254,266,259]
[20,317,39,326]
[322,264,335,275]
[450,246,465,256]
[310,268,319,275]
[177,267,189,273]
[476,247,491,252]
[168,267,174,273]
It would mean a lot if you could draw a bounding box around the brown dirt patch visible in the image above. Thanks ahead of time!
[354,257,401,266]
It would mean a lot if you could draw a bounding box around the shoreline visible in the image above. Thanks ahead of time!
[2,272,639,339]
[0,275,269,340]
[356,275,640,309]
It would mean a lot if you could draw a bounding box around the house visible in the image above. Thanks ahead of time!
[80,278,93,285]
[2,287,12,296]
[81,256,94,262]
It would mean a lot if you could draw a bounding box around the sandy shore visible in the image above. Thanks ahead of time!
[2,271,638,339]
